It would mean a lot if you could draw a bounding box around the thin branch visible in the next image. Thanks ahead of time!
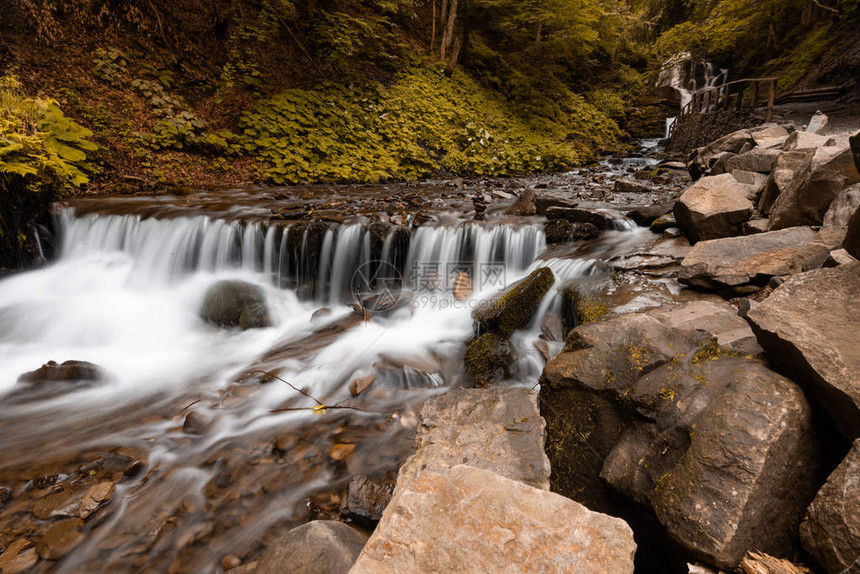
[811,0,839,13]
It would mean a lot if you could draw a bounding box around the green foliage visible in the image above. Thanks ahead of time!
[237,67,621,184]
[766,25,834,91]
[0,77,98,192]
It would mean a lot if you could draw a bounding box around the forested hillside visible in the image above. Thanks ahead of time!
[0,0,857,193]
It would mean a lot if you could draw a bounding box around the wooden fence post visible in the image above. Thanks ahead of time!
[766,79,776,122]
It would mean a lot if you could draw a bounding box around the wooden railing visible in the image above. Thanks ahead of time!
[678,76,779,123]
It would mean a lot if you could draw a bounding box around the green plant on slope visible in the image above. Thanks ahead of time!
[0,76,98,193]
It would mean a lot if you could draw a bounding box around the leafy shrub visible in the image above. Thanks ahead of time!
[0,77,98,192]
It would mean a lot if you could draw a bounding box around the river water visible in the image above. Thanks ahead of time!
[0,155,679,571]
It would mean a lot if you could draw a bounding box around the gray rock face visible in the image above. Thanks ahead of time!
[823,184,860,226]
[846,207,860,259]
[806,112,829,135]
[200,280,271,330]
[800,439,860,574]
[674,173,753,243]
[397,388,551,490]
[769,138,860,230]
[251,521,367,574]
[649,300,762,355]
[759,150,815,215]
[678,227,819,291]
[747,263,860,438]
[724,148,780,174]
[541,313,820,570]
[350,465,636,574]
[784,130,829,151]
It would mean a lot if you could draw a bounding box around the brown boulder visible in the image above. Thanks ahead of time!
[350,465,636,574]
[724,148,780,174]
[674,174,753,243]
[747,263,860,438]
[252,521,367,574]
[505,188,537,216]
[800,439,860,573]
[823,183,860,227]
[758,150,815,215]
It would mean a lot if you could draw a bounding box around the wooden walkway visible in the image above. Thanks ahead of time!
[673,77,779,134]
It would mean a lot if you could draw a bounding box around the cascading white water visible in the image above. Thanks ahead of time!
[658,52,729,138]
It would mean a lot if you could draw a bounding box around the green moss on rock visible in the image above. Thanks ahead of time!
[474,267,556,336]
[464,331,514,385]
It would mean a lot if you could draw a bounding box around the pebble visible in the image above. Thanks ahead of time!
[36,518,84,560]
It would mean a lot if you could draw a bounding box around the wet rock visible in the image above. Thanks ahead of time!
[533,194,578,215]
[800,439,860,573]
[473,267,555,336]
[678,227,820,292]
[540,312,565,342]
[397,388,551,490]
[541,313,820,569]
[805,111,828,135]
[747,263,860,438]
[221,554,242,570]
[614,178,651,193]
[351,465,636,574]
[464,331,513,385]
[626,202,675,227]
[251,521,368,574]
[310,307,332,321]
[769,137,860,230]
[758,150,815,215]
[200,280,271,330]
[36,519,84,560]
[182,411,211,435]
[674,173,753,243]
[649,214,676,233]
[534,339,551,361]
[545,219,572,243]
[339,474,392,526]
[348,374,375,397]
[724,148,780,174]
[505,188,537,216]
[844,207,860,259]
[31,480,115,520]
[571,222,601,240]
[823,184,860,226]
[544,207,611,230]
[330,444,356,461]
[17,360,106,386]
[0,539,37,574]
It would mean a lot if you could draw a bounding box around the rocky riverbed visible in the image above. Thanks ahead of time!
[1,125,859,573]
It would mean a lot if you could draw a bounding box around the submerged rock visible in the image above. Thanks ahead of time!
[747,263,860,438]
[249,521,367,574]
[350,465,636,574]
[541,313,820,570]
[674,173,753,243]
[339,475,392,526]
[200,280,271,330]
[800,439,860,573]
[17,360,106,385]
[544,207,611,230]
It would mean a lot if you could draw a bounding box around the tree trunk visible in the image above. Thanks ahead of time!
[440,0,458,60]
[431,0,437,52]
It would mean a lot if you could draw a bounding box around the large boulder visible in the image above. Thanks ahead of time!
[674,173,753,243]
[784,130,829,151]
[758,150,815,215]
[747,263,860,438]
[724,148,780,174]
[350,465,636,574]
[248,521,367,574]
[200,280,271,330]
[823,183,860,226]
[463,331,514,385]
[800,439,860,573]
[678,226,827,292]
[541,313,820,570]
[396,388,551,490]
[846,207,860,259]
[505,188,537,216]
[687,129,756,180]
[648,300,762,355]
[769,137,860,230]
[473,267,554,336]
[732,169,769,200]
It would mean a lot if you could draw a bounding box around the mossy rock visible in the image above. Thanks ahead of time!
[473,267,555,336]
[200,280,271,330]
[545,219,572,244]
[464,331,514,385]
[560,284,610,333]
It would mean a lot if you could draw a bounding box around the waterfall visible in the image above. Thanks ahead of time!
[658,52,729,137]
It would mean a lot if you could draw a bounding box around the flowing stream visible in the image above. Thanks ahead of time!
[0,190,655,571]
